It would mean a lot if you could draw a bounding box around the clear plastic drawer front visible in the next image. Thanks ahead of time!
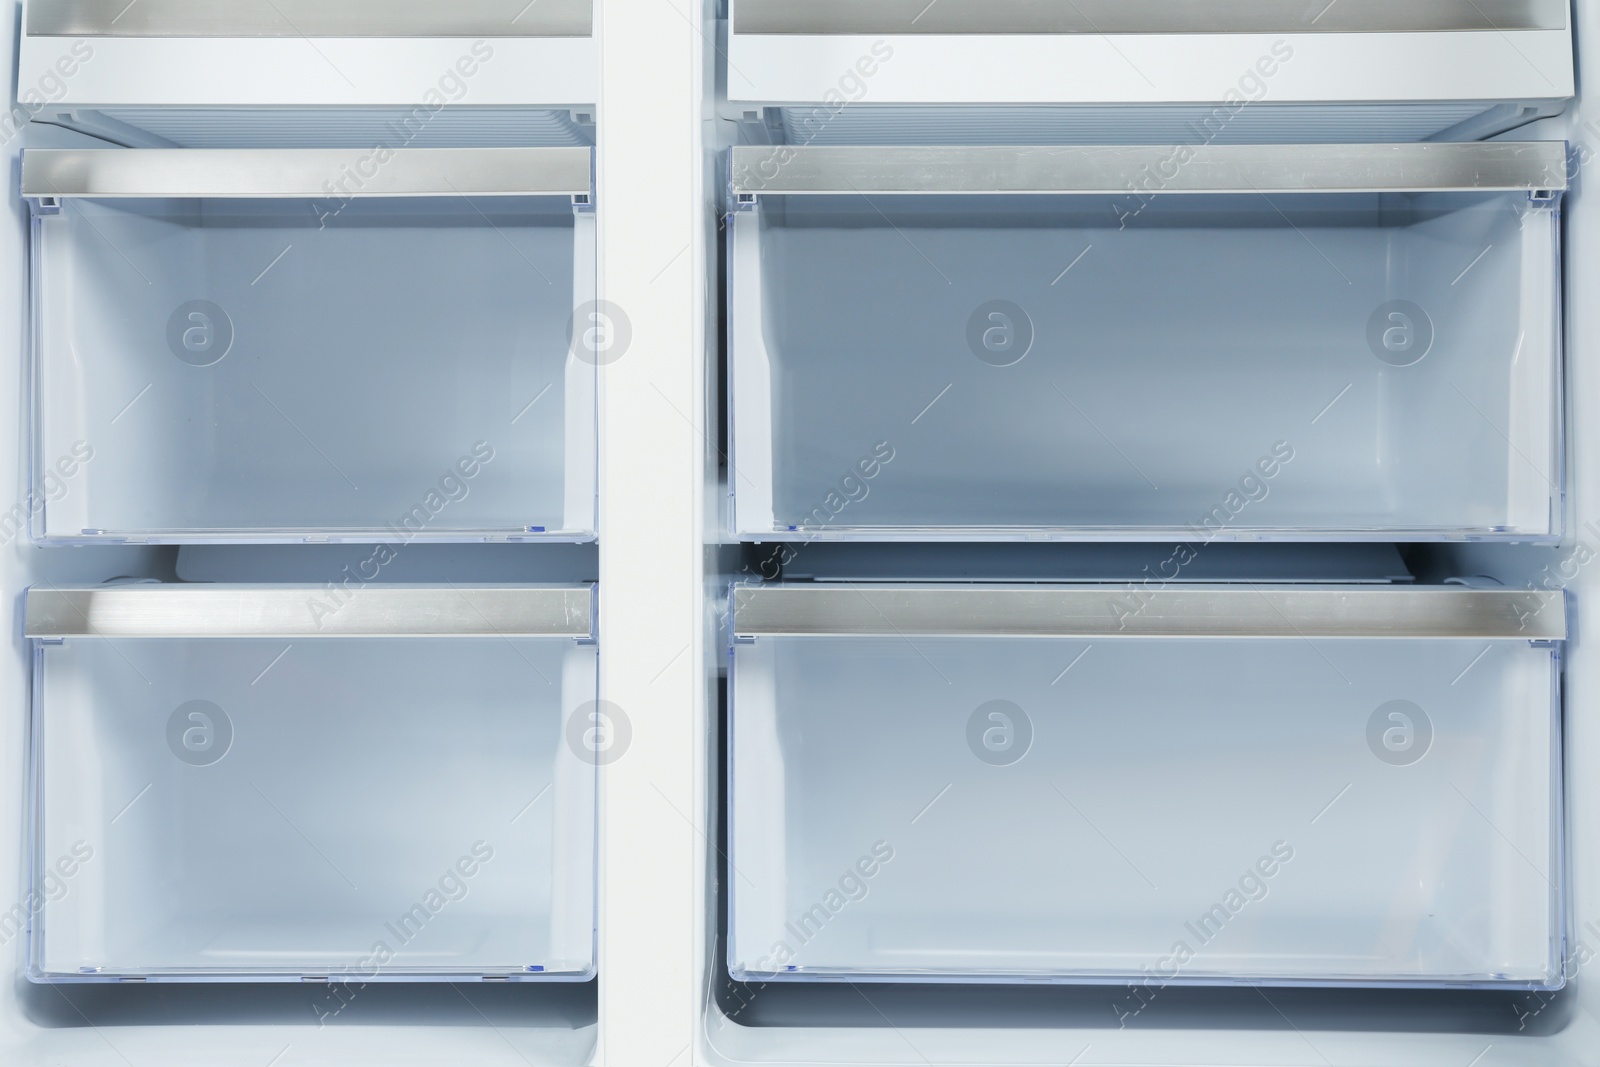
[25,584,598,983]
[27,148,597,544]
[729,143,1567,542]
[728,584,1566,988]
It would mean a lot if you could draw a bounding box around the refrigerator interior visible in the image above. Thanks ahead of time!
[701,3,1600,1066]
[1,0,1599,1064]
[0,1,607,1062]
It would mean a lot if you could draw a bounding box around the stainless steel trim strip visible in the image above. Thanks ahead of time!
[731,143,1569,196]
[733,0,1565,35]
[732,585,1566,640]
[26,585,596,638]
[28,0,593,37]
[23,147,594,199]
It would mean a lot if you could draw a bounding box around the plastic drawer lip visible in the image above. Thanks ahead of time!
[731,0,1567,35]
[729,142,1569,198]
[27,0,595,37]
[24,584,596,640]
[730,584,1567,641]
[22,147,595,201]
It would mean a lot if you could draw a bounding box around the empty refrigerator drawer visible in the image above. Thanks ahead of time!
[729,583,1566,987]
[729,143,1567,542]
[26,147,597,544]
[25,584,598,983]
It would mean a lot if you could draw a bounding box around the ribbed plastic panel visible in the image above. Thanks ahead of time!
[83,107,593,148]
[776,103,1499,146]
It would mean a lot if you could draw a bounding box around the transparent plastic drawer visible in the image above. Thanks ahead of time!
[728,583,1566,988]
[729,143,1567,542]
[27,147,597,544]
[26,584,598,983]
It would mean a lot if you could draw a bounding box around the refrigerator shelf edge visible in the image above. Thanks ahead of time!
[25,584,596,640]
[732,0,1567,35]
[27,0,594,37]
[730,585,1566,641]
[729,142,1569,198]
[16,0,597,124]
[23,147,594,201]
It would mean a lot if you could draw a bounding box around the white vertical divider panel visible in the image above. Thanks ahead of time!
[596,0,703,1064]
